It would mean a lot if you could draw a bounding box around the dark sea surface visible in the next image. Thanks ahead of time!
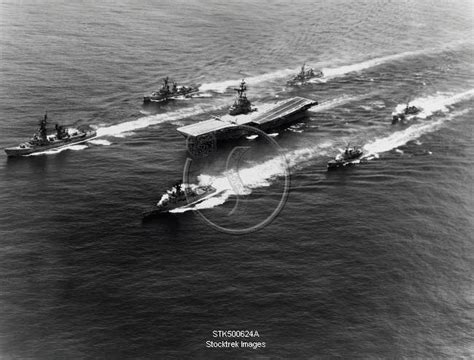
[1,0,473,358]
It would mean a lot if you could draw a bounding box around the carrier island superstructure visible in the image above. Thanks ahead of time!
[177,80,317,142]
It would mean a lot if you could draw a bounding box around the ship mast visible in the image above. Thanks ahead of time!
[234,79,247,99]
[38,112,48,141]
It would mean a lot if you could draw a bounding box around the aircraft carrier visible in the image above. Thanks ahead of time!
[177,80,317,141]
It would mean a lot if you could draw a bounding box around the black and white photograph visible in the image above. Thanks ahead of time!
[0,0,473,358]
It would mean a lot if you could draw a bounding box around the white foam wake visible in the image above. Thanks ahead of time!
[197,40,471,93]
[94,93,367,140]
[89,139,111,146]
[27,144,89,156]
[175,93,472,212]
[96,104,224,137]
[393,89,474,119]
[199,68,296,93]
[321,50,424,78]
[173,142,334,213]
[308,94,371,113]
[199,50,427,93]
[323,40,470,79]
[364,109,470,156]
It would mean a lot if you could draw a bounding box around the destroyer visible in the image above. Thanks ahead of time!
[143,182,219,218]
[287,63,323,85]
[143,77,199,103]
[327,146,363,170]
[177,79,317,142]
[4,113,96,157]
[392,101,421,124]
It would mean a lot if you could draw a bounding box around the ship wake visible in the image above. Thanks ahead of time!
[199,68,295,93]
[392,89,474,119]
[171,143,334,213]
[321,49,424,78]
[27,144,90,156]
[173,91,472,213]
[364,108,471,157]
[198,46,458,93]
[95,103,226,138]
[198,42,466,93]
[322,40,467,79]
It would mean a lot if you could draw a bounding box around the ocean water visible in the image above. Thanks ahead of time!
[0,0,473,358]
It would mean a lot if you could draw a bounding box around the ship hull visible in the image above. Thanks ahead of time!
[392,107,421,124]
[4,131,96,157]
[142,186,220,219]
[177,97,317,142]
[327,156,363,170]
[287,72,324,85]
[143,87,199,103]
[327,148,364,170]
[327,159,360,170]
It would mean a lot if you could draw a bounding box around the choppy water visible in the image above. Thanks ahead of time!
[0,0,473,358]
